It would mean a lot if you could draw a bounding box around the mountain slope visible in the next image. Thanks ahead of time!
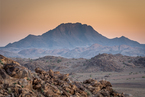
[5,22,145,49]
[41,23,108,49]
[5,34,47,48]
[109,36,144,47]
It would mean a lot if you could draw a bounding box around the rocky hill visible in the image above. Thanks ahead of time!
[4,23,145,49]
[0,54,128,97]
[11,53,145,74]
[75,53,145,73]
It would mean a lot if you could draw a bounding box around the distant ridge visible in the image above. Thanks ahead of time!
[4,22,145,49]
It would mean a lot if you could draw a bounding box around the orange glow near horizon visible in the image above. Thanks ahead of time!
[0,0,145,46]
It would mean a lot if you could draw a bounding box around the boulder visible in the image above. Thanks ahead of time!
[35,67,46,74]
[0,68,8,79]
[49,69,54,77]
[4,64,29,78]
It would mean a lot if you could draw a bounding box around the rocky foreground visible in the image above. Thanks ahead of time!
[0,54,129,97]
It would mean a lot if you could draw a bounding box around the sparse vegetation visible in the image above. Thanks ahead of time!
[13,83,16,85]
[109,73,112,75]
[90,74,92,77]
[41,88,44,93]
[27,77,30,80]
[0,60,4,65]
[128,60,132,63]
[8,88,12,94]
[129,72,132,75]
[86,90,91,96]
[57,59,62,63]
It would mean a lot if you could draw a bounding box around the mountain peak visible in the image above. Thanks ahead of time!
[59,22,82,25]
[27,34,36,37]
[53,22,95,35]
[57,22,92,28]
[120,36,127,39]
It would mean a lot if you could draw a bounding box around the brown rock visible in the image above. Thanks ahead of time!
[83,78,95,84]
[4,64,29,78]
[54,71,60,75]
[35,67,46,74]
[34,84,41,89]
[92,87,101,94]
[50,85,61,95]
[59,74,69,81]
[62,88,70,97]
[18,79,28,88]
[33,78,41,84]
[0,68,8,79]
[32,78,42,89]
[100,89,110,97]
[45,89,56,97]
[99,80,112,89]
[94,93,104,97]
[49,69,54,77]
[39,74,45,80]
[71,84,77,91]
[19,88,36,97]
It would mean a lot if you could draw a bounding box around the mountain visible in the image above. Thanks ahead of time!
[2,22,145,58]
[6,44,143,59]
[5,23,107,49]
[4,23,145,49]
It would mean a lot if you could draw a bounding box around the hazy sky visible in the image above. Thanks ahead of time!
[0,0,145,46]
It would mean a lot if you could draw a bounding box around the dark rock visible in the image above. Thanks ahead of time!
[0,68,8,79]
[4,64,28,78]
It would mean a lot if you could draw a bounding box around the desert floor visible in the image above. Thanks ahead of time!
[70,68,145,97]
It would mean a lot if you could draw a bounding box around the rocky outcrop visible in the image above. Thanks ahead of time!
[83,54,123,72]
[0,54,128,97]
[0,54,20,66]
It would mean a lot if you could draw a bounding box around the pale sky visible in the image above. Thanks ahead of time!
[0,0,145,46]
